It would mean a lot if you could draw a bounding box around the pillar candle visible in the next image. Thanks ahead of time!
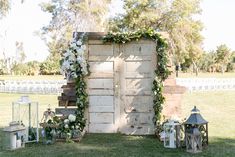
[10,134,17,149]
[16,139,21,148]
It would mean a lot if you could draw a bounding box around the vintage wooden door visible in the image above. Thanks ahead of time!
[118,40,156,135]
[87,39,120,133]
[88,38,156,135]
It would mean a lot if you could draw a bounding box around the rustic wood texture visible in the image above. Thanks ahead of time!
[57,81,77,108]
[55,108,77,115]
[88,42,116,133]
[118,40,156,135]
[56,37,183,135]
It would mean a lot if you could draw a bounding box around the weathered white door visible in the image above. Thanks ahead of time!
[87,39,156,134]
[118,40,156,135]
[87,40,120,133]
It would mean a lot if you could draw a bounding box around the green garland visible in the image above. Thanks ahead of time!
[103,29,171,124]
[74,74,89,132]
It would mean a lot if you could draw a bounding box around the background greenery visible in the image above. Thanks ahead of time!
[1,0,235,76]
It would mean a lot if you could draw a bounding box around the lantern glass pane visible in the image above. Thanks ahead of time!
[164,124,176,148]
[12,101,38,143]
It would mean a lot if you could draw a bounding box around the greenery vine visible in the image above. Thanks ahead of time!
[103,29,171,125]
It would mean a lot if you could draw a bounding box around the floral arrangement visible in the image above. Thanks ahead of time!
[55,114,81,142]
[59,33,89,142]
[60,35,88,80]
[41,119,57,144]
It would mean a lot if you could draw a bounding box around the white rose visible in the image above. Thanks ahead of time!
[77,56,82,62]
[71,72,77,78]
[63,50,72,58]
[68,53,76,61]
[64,124,69,129]
[81,45,86,50]
[76,40,82,46]
[64,119,69,124]
[62,61,70,70]
[71,43,77,48]
[76,48,84,56]
[82,69,88,75]
[68,114,76,122]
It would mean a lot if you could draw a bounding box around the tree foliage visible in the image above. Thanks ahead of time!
[0,0,10,18]
[109,0,203,67]
[40,0,112,74]
[215,44,232,73]
[39,35,65,75]
[41,0,111,34]
[196,44,234,73]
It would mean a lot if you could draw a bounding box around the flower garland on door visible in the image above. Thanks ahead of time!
[103,29,171,125]
[60,33,89,139]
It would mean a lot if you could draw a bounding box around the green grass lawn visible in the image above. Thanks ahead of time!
[0,91,234,157]
[0,93,59,127]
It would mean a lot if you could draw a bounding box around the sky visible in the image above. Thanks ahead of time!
[0,0,51,62]
[201,0,235,52]
[0,0,235,62]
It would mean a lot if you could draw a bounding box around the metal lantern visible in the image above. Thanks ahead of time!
[184,106,208,153]
[163,120,181,148]
[12,96,39,143]
[185,127,202,153]
[3,121,26,150]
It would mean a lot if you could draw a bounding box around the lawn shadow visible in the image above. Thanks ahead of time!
[0,131,235,157]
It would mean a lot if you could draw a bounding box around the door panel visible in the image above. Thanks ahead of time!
[88,43,116,133]
[87,40,155,135]
[119,41,155,135]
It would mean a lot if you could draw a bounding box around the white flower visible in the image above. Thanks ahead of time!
[68,114,76,122]
[60,37,89,78]
[63,50,72,58]
[68,53,76,61]
[76,40,82,46]
[62,61,70,70]
[75,125,79,129]
[77,56,83,62]
[81,45,86,50]
[71,126,74,129]
[72,39,76,43]
[64,124,69,129]
[71,72,77,78]
[76,48,84,56]
[71,43,77,49]
[64,119,69,124]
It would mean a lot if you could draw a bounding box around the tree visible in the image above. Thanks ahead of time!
[109,0,203,73]
[0,0,10,18]
[0,0,24,18]
[11,63,28,75]
[215,44,232,73]
[41,0,111,34]
[40,0,112,71]
[227,51,235,72]
[198,51,216,72]
[27,61,40,75]
[15,41,26,63]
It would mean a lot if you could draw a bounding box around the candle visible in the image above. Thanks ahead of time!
[10,134,17,149]
[16,139,21,148]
